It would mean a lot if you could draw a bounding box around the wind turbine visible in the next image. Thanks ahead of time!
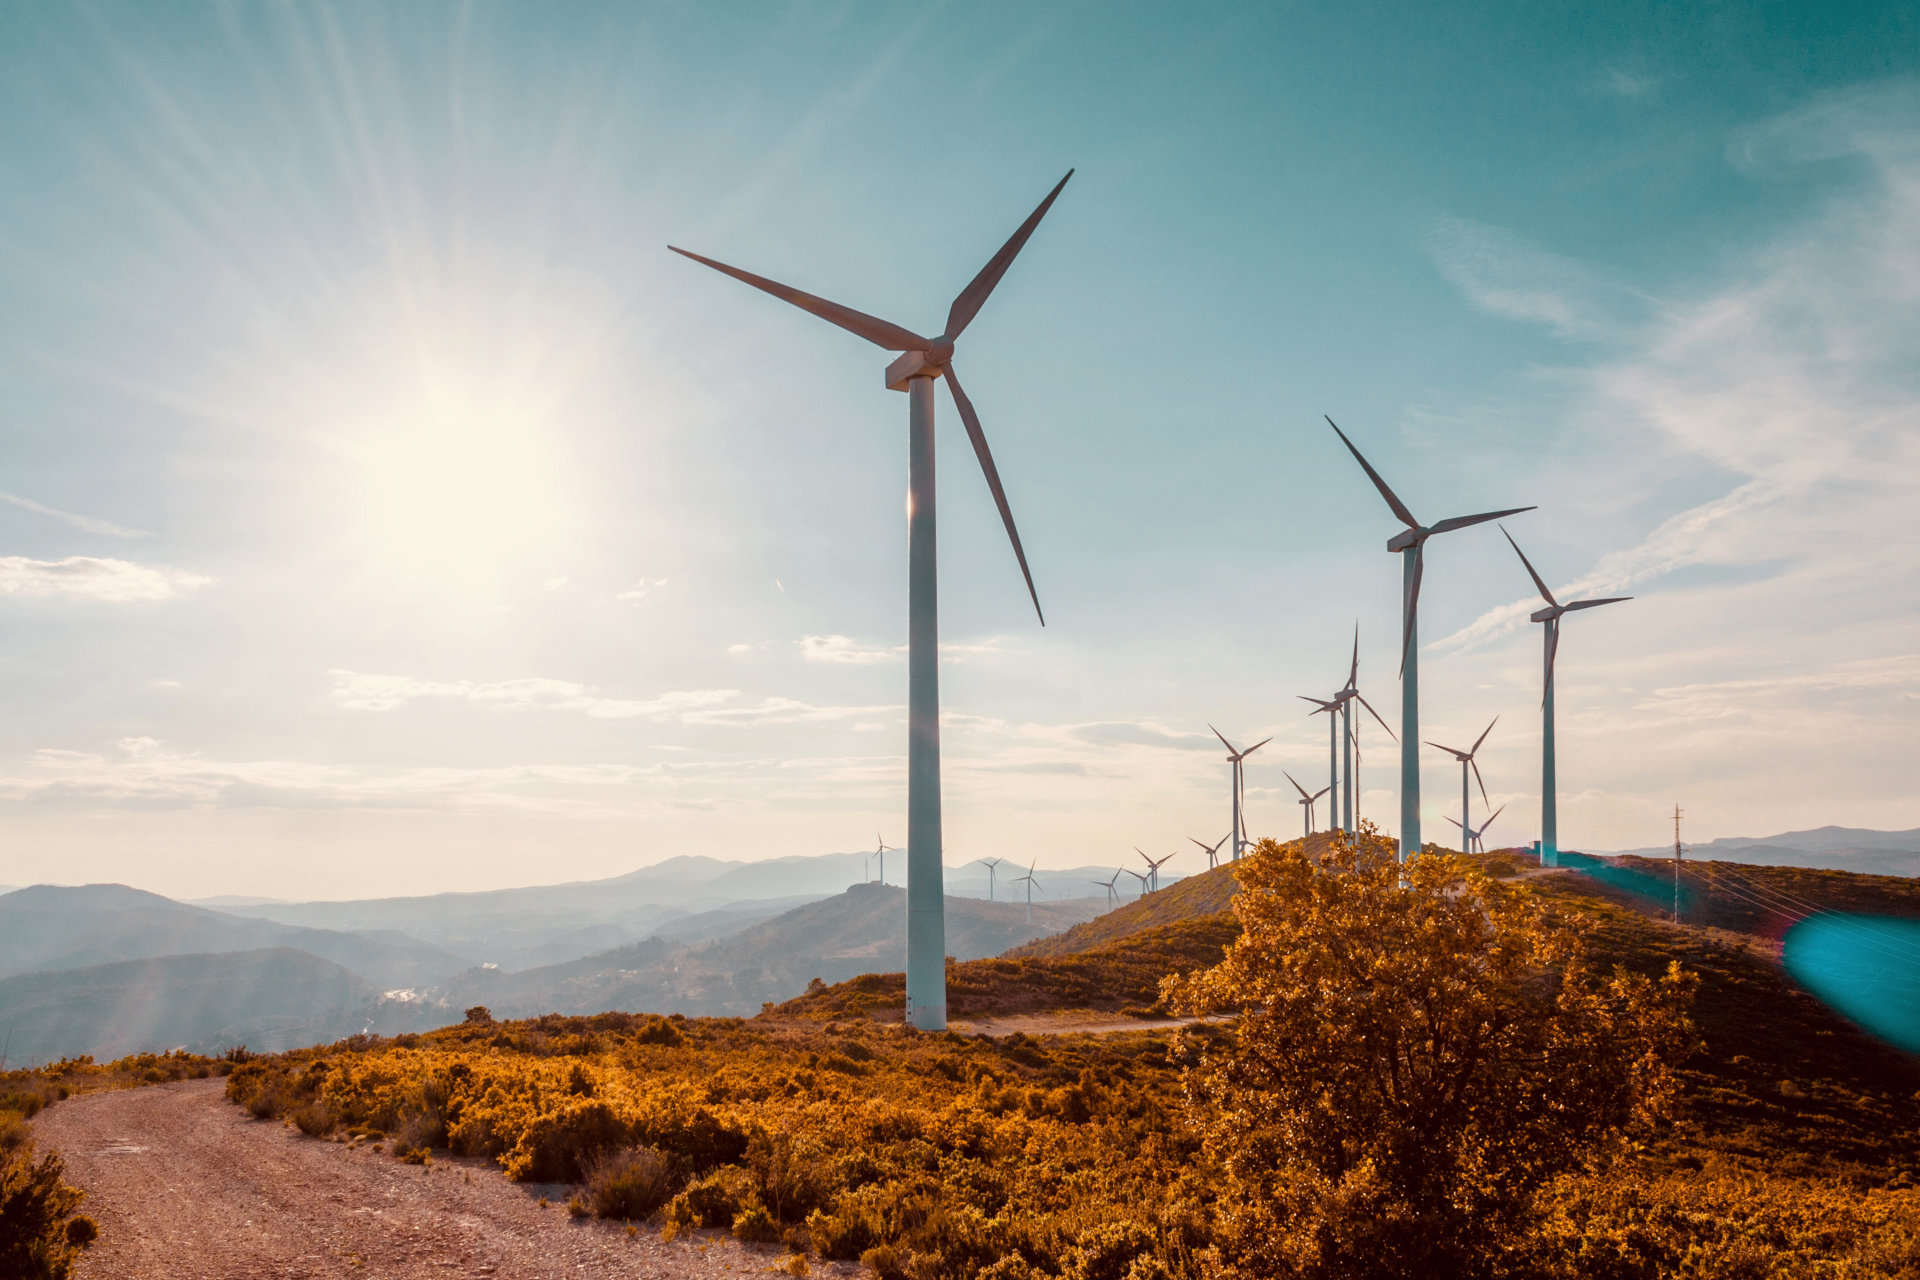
[1501,528,1630,868]
[1122,867,1150,900]
[1189,833,1230,870]
[1447,803,1506,854]
[873,833,898,886]
[1283,771,1331,840]
[981,856,1002,903]
[673,173,1074,1031]
[1299,628,1395,834]
[1012,859,1041,924]
[1324,418,1534,863]
[1092,868,1124,911]
[1209,725,1271,860]
[1425,717,1497,854]
[1135,847,1176,893]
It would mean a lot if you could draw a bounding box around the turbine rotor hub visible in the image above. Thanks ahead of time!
[1386,527,1425,553]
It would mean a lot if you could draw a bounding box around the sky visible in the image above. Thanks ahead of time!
[2,2,1918,900]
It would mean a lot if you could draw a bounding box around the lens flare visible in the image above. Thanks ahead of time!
[1783,915,1920,1054]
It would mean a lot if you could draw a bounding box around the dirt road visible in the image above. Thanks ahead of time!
[33,1078,847,1279]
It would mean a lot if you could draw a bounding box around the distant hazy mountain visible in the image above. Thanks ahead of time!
[1600,826,1920,878]
[439,884,1106,1019]
[0,885,467,990]
[203,850,1149,971]
[0,948,389,1067]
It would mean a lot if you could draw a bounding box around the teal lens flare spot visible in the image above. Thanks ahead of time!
[1783,915,1920,1055]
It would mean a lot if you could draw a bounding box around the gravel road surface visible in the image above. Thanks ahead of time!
[33,1078,848,1279]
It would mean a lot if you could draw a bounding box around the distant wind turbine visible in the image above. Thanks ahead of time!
[1501,528,1630,867]
[1283,771,1331,840]
[981,856,1002,903]
[1299,626,1395,835]
[1426,717,1497,854]
[1122,867,1149,900]
[1189,833,1230,870]
[1012,859,1041,924]
[1092,868,1124,911]
[1135,847,1176,893]
[873,833,898,886]
[673,173,1074,1031]
[1325,418,1534,862]
[1447,803,1507,854]
[1209,725,1271,860]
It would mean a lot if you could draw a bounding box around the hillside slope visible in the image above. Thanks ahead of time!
[439,884,1103,1019]
[0,884,467,990]
[0,948,382,1065]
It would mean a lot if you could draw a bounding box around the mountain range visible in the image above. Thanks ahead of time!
[1600,825,1920,879]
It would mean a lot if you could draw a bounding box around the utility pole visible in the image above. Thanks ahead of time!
[1672,804,1685,923]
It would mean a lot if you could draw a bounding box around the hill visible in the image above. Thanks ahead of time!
[0,948,384,1066]
[0,884,467,990]
[435,884,1104,1019]
[1602,824,1920,878]
[1005,860,1241,959]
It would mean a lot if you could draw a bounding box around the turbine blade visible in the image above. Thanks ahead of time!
[1245,736,1273,756]
[1312,786,1329,801]
[1209,724,1237,753]
[1484,804,1504,828]
[1471,757,1489,809]
[1471,715,1498,756]
[1499,525,1557,608]
[1545,623,1561,699]
[1283,770,1310,800]
[1298,695,1335,713]
[1325,417,1418,528]
[1425,741,1467,756]
[1354,692,1398,742]
[944,170,1074,341]
[942,361,1044,625]
[668,247,929,352]
[1427,506,1537,536]
[1399,543,1424,676]
[1445,816,1465,830]
[1564,596,1632,611]
[1348,623,1360,688]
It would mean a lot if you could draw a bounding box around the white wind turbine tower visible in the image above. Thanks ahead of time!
[1209,726,1272,860]
[1092,868,1124,911]
[674,173,1074,1030]
[1122,867,1149,900]
[872,833,898,886]
[1325,418,1534,864]
[1300,632,1396,836]
[1012,859,1042,924]
[1425,717,1497,854]
[1189,833,1230,871]
[1501,528,1631,868]
[1283,771,1331,840]
[981,856,1003,903]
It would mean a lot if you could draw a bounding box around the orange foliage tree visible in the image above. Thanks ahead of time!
[1166,828,1696,1280]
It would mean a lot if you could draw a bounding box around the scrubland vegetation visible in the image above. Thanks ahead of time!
[14,833,1920,1278]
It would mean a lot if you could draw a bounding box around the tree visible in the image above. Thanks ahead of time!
[1165,827,1695,1280]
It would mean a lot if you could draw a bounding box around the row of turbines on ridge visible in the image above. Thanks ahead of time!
[673,170,1629,1031]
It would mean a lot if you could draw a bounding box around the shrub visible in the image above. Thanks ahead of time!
[1166,828,1699,1280]
[0,1144,94,1280]
[464,1007,494,1026]
[666,1165,757,1231]
[586,1145,677,1220]
[731,1201,781,1244]
[504,1100,628,1183]
[290,1101,337,1137]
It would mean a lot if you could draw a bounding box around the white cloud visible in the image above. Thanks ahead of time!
[799,634,900,664]
[1422,216,1646,341]
[616,576,670,603]
[328,670,736,720]
[0,491,150,538]
[0,556,211,602]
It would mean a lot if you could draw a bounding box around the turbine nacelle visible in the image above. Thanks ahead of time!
[1386,527,1424,553]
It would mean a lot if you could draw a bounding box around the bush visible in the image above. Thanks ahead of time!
[504,1100,628,1183]
[0,1144,94,1280]
[290,1101,337,1137]
[586,1145,677,1220]
[666,1165,758,1231]
[731,1201,782,1243]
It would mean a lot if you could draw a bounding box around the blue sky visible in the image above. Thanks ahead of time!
[2,2,1917,898]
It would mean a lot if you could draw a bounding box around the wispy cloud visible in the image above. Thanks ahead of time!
[0,492,151,538]
[799,634,900,664]
[616,576,670,603]
[1422,216,1646,341]
[328,670,897,727]
[0,556,210,602]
